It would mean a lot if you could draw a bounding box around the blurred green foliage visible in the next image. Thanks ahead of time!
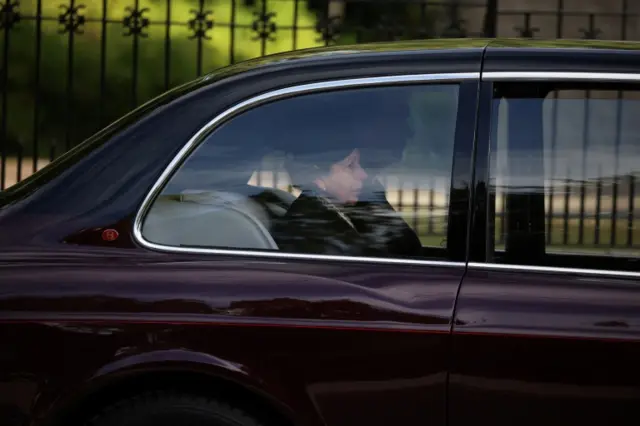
[1,0,326,157]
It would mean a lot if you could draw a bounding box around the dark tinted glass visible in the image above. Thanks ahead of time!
[489,82,640,271]
[142,84,462,260]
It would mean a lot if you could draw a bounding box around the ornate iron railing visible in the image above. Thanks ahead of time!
[0,0,637,253]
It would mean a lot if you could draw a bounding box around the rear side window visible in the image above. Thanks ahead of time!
[488,81,640,272]
[139,82,468,261]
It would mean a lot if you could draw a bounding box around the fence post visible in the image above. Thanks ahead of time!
[483,0,498,37]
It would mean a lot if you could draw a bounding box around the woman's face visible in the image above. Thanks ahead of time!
[316,149,368,204]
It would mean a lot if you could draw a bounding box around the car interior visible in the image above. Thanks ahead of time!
[141,147,450,259]
[142,182,296,251]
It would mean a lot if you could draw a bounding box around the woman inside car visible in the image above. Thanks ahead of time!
[270,101,423,258]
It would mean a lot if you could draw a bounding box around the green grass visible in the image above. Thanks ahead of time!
[399,211,448,248]
[493,217,640,256]
[400,209,639,256]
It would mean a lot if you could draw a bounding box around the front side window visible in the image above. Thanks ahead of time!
[489,81,640,271]
[140,83,463,260]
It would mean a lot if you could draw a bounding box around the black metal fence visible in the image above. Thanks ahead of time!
[0,0,638,252]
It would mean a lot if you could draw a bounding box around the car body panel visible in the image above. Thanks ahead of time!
[0,44,484,426]
[450,269,640,426]
[0,247,461,426]
[448,47,640,426]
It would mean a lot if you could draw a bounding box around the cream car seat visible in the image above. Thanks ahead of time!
[142,189,279,250]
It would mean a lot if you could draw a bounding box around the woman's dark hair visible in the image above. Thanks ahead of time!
[272,86,413,188]
[284,146,356,190]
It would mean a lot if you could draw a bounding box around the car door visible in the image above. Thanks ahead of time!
[0,51,484,426]
[450,54,640,426]
[131,74,480,426]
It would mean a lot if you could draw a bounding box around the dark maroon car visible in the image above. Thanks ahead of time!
[1,39,639,426]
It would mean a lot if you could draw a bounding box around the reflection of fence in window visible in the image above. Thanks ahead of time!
[494,88,640,254]
[494,175,639,254]
[249,169,450,246]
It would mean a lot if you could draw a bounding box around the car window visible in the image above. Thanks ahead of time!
[489,81,640,271]
[140,83,464,260]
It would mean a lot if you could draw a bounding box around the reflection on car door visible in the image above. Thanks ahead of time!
[450,70,640,426]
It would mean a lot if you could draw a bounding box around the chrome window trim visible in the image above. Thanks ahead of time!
[133,70,640,277]
[132,72,479,269]
[483,71,640,82]
[468,262,640,279]
[478,70,640,280]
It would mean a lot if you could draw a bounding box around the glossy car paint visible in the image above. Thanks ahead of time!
[0,248,464,426]
[449,46,640,426]
[0,40,483,426]
[450,268,640,426]
[0,39,639,426]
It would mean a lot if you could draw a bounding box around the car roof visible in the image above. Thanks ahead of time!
[192,37,640,88]
[214,37,640,68]
[199,38,487,82]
